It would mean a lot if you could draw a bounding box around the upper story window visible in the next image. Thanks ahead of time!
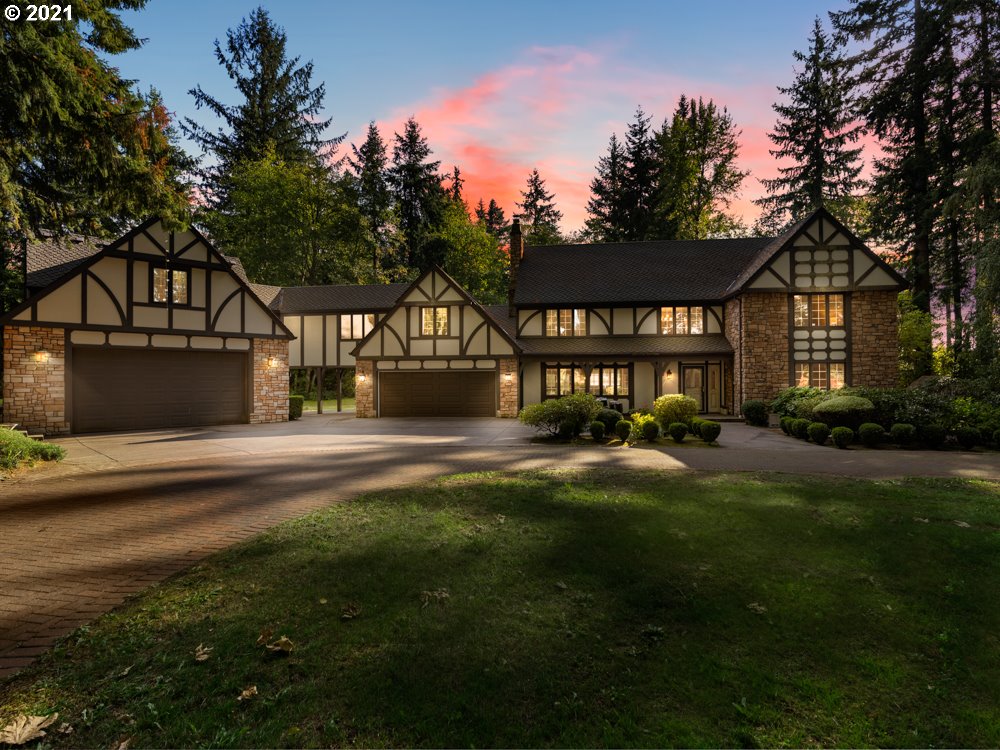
[340,313,375,341]
[545,309,585,336]
[152,267,189,305]
[793,293,845,328]
[795,362,846,390]
[421,306,450,336]
[660,306,703,334]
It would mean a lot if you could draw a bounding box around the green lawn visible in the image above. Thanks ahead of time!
[302,397,355,412]
[3,471,1000,747]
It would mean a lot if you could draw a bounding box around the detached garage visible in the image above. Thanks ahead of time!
[1,218,294,436]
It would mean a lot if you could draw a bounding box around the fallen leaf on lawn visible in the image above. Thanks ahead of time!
[116,738,131,750]
[194,643,212,662]
[57,722,73,735]
[0,713,59,745]
[555,581,568,590]
[953,520,971,528]
[118,664,133,678]
[420,589,450,608]
[341,602,362,620]
[747,602,767,614]
[914,517,930,523]
[265,636,295,654]
[237,685,258,702]
[255,628,274,646]
[319,598,328,605]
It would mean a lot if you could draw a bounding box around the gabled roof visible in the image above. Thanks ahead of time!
[272,283,409,314]
[26,232,106,290]
[513,236,775,306]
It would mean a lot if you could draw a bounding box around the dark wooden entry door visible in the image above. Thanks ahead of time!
[379,371,496,417]
[71,347,248,433]
[681,365,706,412]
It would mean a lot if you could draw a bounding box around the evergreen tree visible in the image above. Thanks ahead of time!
[755,18,864,231]
[517,169,563,245]
[388,117,445,269]
[348,122,394,278]
[653,96,748,239]
[183,7,336,209]
[585,134,628,242]
[622,107,659,240]
[474,199,510,239]
[448,166,465,206]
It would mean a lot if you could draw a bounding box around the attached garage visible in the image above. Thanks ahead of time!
[379,370,496,417]
[71,348,248,433]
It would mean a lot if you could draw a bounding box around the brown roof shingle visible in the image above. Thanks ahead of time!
[25,233,105,290]
[273,283,409,314]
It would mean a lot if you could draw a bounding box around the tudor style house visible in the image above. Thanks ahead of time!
[0,207,904,434]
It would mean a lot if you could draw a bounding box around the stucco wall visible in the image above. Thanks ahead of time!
[2,325,69,436]
[851,290,900,388]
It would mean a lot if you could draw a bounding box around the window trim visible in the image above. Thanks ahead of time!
[792,293,846,329]
[149,265,191,307]
[419,306,451,337]
[659,306,705,335]
[340,313,376,341]
[794,361,847,390]
[544,308,587,337]
[542,363,632,399]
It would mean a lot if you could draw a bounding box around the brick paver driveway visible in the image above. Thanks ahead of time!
[3,415,1000,679]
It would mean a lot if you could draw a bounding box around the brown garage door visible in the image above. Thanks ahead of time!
[379,371,496,417]
[71,347,248,433]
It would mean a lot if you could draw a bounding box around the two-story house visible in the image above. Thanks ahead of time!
[1,207,904,434]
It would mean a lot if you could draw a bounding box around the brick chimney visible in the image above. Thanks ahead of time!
[508,217,523,317]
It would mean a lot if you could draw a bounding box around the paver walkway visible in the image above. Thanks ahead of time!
[3,417,1000,680]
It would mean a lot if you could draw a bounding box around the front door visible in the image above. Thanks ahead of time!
[707,364,721,412]
[682,365,706,412]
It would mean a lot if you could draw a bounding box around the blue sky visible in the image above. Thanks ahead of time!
[115,0,848,228]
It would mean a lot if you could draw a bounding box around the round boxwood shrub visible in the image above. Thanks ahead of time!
[955,426,981,450]
[807,422,831,445]
[791,418,811,440]
[589,421,605,441]
[921,424,947,449]
[653,394,700,429]
[615,419,632,441]
[857,422,885,448]
[741,399,769,427]
[668,422,688,443]
[890,423,916,446]
[811,396,875,430]
[557,420,575,440]
[641,420,660,442]
[690,416,707,437]
[779,416,793,435]
[595,408,623,433]
[699,420,722,444]
[831,426,854,449]
[288,394,304,420]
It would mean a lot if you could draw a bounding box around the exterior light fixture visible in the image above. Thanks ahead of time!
[357,373,367,383]
[33,349,50,363]
[504,372,513,383]
[267,356,279,368]
[665,368,673,377]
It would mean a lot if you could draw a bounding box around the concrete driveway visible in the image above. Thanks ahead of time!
[3,415,1000,680]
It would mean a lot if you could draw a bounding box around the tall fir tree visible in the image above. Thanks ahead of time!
[755,18,864,233]
[585,134,628,242]
[653,96,747,239]
[388,117,445,269]
[622,107,659,240]
[474,199,510,239]
[348,122,394,278]
[448,166,465,207]
[517,169,563,245]
[183,7,336,209]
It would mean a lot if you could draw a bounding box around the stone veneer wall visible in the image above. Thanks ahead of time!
[738,292,790,405]
[851,290,900,388]
[724,298,741,410]
[355,360,375,417]
[250,338,289,424]
[499,357,518,417]
[2,325,69,436]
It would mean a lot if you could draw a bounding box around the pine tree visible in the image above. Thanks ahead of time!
[448,166,465,206]
[585,134,628,242]
[653,96,747,239]
[622,107,659,240]
[475,199,510,239]
[388,117,445,269]
[517,169,563,245]
[348,122,393,277]
[755,18,864,232]
[183,7,336,209]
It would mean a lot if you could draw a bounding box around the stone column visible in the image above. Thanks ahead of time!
[2,325,69,436]
[355,360,375,417]
[250,338,289,424]
[498,357,518,417]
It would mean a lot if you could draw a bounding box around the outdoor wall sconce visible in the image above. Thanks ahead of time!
[665,368,673,377]
[504,372,513,382]
[33,349,50,363]
[357,373,367,383]
[267,356,279,368]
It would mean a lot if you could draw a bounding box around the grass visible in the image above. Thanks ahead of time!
[3,470,1000,747]
[0,429,64,471]
[302,397,355,413]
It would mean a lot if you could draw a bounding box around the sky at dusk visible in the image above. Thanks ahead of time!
[117,0,857,232]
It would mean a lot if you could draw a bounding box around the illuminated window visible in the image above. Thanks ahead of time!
[795,361,847,390]
[152,267,188,305]
[828,295,844,326]
[171,270,188,305]
[545,310,559,336]
[795,363,810,387]
[810,362,827,388]
[660,307,674,333]
[152,268,168,303]
[793,295,809,327]
[340,313,375,341]
[545,309,585,336]
[830,363,846,389]
[660,307,704,334]
[811,296,827,327]
[545,364,629,399]
[794,294,846,327]
[689,307,703,334]
[421,306,449,336]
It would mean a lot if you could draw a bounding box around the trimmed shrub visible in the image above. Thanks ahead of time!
[890,423,916,446]
[779,416,793,435]
[629,413,658,443]
[741,399,769,427]
[519,393,600,436]
[791,418,811,440]
[588,421,605,441]
[653,395,699,428]
[770,386,826,418]
[289,395,304,420]
[920,424,947,449]
[699,420,722,444]
[831,426,854,449]
[857,422,885,448]
[615,420,633,441]
[812,396,875,430]
[641,420,660,442]
[0,430,65,471]
[690,416,707,436]
[595,408,623,433]
[807,422,831,445]
[668,422,688,443]
[557,421,575,440]
[955,426,981,450]
[794,395,826,422]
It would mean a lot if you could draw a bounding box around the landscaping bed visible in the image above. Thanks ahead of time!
[0,429,64,473]
[2,470,999,748]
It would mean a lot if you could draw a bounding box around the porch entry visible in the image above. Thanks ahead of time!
[679,363,722,413]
